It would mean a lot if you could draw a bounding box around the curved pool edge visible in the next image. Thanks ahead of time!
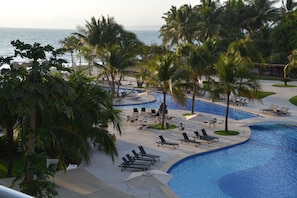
[160,126,252,198]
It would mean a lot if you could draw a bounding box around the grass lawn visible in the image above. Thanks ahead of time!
[273,84,297,88]
[289,96,297,106]
[214,130,239,136]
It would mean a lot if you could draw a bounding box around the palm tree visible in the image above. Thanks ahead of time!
[242,0,280,38]
[76,16,143,96]
[284,49,297,85]
[160,4,200,46]
[213,54,261,133]
[178,43,215,114]
[60,35,81,67]
[146,54,186,128]
[196,0,223,42]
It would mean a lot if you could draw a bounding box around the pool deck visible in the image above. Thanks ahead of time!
[1,79,297,198]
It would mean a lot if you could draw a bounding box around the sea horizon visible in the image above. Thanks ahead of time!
[0,26,161,64]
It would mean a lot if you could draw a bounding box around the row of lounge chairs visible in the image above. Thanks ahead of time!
[156,129,219,148]
[118,146,160,171]
[260,104,291,116]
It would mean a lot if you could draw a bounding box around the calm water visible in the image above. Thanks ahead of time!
[168,124,297,198]
[0,27,160,63]
[116,92,258,120]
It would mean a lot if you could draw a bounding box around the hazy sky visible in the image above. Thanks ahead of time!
[0,0,199,30]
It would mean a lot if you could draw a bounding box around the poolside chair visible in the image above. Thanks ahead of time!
[138,146,160,161]
[140,107,146,116]
[125,154,152,167]
[156,135,179,149]
[194,131,214,143]
[260,104,277,114]
[180,133,201,147]
[201,129,219,142]
[131,150,155,164]
[118,157,149,171]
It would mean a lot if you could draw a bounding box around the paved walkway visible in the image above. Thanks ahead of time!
[1,79,297,198]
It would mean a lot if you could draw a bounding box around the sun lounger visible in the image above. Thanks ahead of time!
[260,104,278,113]
[180,133,201,147]
[270,106,291,116]
[132,150,155,164]
[156,135,179,149]
[194,131,213,143]
[201,129,219,142]
[118,157,149,171]
[125,154,152,167]
[138,146,160,161]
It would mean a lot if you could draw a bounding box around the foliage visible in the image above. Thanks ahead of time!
[147,123,177,130]
[0,135,19,157]
[12,153,58,198]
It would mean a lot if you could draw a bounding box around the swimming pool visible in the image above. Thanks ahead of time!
[168,124,297,198]
[116,92,258,120]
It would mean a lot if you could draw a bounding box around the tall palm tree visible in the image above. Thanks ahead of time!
[284,49,297,84]
[242,0,280,38]
[146,54,186,128]
[178,43,215,114]
[160,4,200,46]
[76,16,143,96]
[196,0,223,42]
[60,35,81,67]
[214,54,261,133]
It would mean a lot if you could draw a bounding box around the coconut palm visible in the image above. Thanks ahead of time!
[60,35,81,67]
[146,54,186,128]
[242,0,280,38]
[178,43,215,114]
[284,49,297,84]
[160,4,200,46]
[196,0,223,42]
[213,54,261,133]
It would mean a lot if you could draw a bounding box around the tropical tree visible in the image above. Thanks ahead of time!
[60,35,81,67]
[76,16,143,96]
[146,54,186,128]
[211,39,263,132]
[284,49,297,84]
[7,40,122,197]
[178,43,215,114]
[160,4,199,46]
[242,0,280,38]
[196,0,223,42]
[213,54,261,133]
[0,57,27,177]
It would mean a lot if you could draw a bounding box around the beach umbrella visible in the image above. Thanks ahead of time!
[184,113,198,120]
[123,170,172,197]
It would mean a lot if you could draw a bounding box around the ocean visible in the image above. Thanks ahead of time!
[0,27,161,64]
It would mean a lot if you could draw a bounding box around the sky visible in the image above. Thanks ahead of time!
[0,0,199,30]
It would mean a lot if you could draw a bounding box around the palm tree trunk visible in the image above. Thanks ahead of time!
[161,93,166,129]
[25,109,36,195]
[191,84,197,114]
[6,123,14,177]
[225,93,230,133]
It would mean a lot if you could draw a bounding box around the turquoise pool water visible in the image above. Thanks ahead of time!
[168,124,297,198]
[116,92,258,120]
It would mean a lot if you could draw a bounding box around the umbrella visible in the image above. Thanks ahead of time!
[184,113,198,120]
[123,170,172,190]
